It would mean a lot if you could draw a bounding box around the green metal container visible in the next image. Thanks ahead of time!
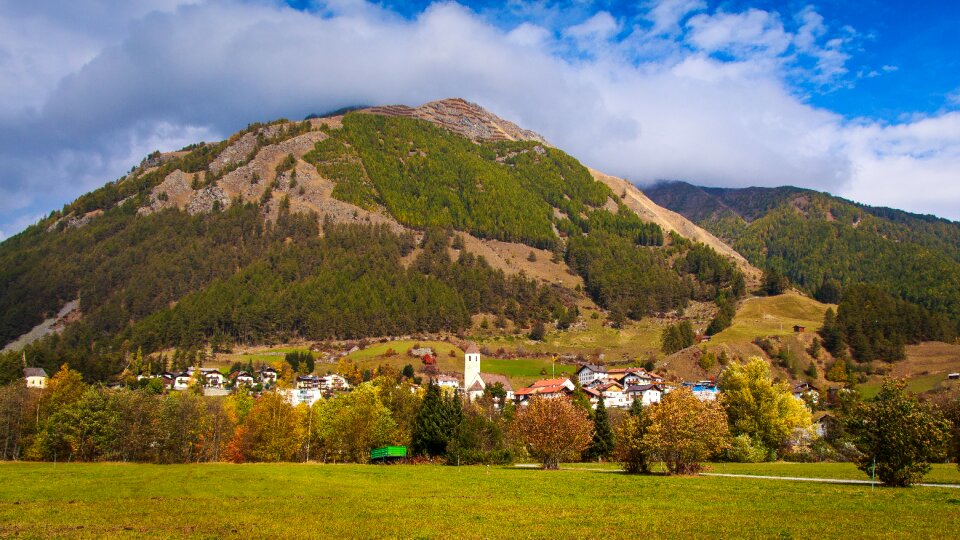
[370,446,407,461]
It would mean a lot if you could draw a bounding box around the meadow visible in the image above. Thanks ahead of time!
[1,462,959,538]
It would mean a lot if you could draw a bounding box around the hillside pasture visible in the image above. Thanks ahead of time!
[711,291,831,345]
[1,463,958,538]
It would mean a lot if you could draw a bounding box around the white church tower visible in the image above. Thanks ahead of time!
[463,342,483,394]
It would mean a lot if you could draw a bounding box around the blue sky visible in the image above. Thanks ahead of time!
[0,0,959,239]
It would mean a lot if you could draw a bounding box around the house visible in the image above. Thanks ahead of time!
[625,384,663,407]
[160,371,176,390]
[610,368,663,387]
[204,371,226,388]
[813,412,837,438]
[948,373,960,380]
[320,374,350,392]
[683,380,718,401]
[173,372,192,391]
[584,377,611,390]
[187,367,225,388]
[597,381,627,408]
[435,374,460,390]
[514,378,575,404]
[793,325,806,333]
[297,375,320,389]
[287,387,323,407]
[792,382,820,404]
[259,367,278,385]
[233,371,255,387]
[582,386,602,406]
[24,368,48,389]
[575,363,606,386]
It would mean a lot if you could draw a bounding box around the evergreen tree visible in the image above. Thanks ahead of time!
[412,383,455,457]
[762,267,789,295]
[586,399,615,461]
[819,308,846,357]
[529,321,546,341]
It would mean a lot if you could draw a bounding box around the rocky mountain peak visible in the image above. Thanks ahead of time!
[361,98,548,144]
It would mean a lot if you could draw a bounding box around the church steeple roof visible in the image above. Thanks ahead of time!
[464,342,480,355]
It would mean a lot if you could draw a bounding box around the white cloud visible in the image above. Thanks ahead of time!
[686,9,792,58]
[0,0,958,238]
[645,0,705,35]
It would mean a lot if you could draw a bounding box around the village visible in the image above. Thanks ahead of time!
[21,342,830,435]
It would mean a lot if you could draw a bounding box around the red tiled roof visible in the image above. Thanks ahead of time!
[516,384,571,396]
[531,377,570,388]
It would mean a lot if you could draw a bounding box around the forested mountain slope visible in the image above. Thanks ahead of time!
[646,181,960,329]
[0,100,746,382]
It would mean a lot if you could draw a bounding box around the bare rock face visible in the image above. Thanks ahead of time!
[362,98,548,144]
[187,185,229,215]
[209,133,256,176]
[139,170,198,215]
[46,209,104,232]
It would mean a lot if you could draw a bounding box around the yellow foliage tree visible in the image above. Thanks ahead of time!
[311,384,395,463]
[644,387,730,474]
[718,356,813,456]
[229,391,306,462]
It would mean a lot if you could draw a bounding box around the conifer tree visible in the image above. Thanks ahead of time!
[412,382,454,457]
[586,399,615,461]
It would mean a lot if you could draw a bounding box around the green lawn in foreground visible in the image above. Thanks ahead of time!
[1,463,959,538]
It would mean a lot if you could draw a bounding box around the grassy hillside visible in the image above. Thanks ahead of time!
[1,463,957,538]
[645,181,960,338]
[710,292,831,344]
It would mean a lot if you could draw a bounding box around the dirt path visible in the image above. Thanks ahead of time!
[513,464,960,489]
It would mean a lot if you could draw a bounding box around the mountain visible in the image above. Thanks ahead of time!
[646,181,960,334]
[0,99,749,382]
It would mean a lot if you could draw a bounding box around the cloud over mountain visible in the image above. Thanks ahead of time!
[1,0,958,238]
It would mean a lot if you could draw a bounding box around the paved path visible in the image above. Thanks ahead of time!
[701,472,960,489]
[513,464,960,489]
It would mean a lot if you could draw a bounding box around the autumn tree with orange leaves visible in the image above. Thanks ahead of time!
[645,387,730,474]
[512,397,592,470]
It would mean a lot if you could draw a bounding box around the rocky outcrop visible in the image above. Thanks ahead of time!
[362,98,547,143]
[2,299,81,353]
[209,132,257,176]
[186,185,229,215]
[139,170,198,215]
[46,209,104,232]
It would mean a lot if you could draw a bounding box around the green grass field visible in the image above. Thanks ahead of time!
[711,292,831,345]
[858,373,947,400]
[1,462,958,538]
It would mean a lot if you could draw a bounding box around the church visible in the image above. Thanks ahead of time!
[462,342,514,402]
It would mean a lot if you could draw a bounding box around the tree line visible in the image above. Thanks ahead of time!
[2,358,956,487]
[820,284,957,362]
